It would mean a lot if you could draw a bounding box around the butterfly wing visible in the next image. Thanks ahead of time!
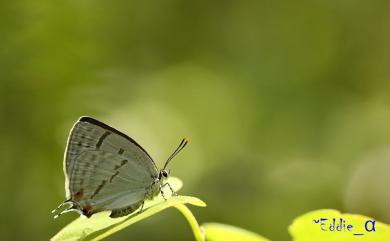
[62,117,159,217]
[68,150,150,217]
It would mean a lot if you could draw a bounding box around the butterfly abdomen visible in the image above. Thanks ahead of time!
[110,202,142,218]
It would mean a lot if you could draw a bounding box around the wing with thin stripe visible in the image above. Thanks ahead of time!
[67,149,150,216]
[63,116,158,199]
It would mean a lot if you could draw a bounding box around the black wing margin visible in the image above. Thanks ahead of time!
[79,116,157,169]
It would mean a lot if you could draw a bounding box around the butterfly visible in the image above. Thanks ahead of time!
[52,116,188,218]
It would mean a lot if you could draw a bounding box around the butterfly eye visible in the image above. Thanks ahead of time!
[162,170,168,178]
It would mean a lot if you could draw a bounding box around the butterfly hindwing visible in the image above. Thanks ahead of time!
[67,150,149,216]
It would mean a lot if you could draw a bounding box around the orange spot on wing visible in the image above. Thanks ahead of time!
[82,203,93,217]
[73,189,84,201]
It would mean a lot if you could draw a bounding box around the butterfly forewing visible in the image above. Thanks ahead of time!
[69,150,148,201]
[62,117,159,216]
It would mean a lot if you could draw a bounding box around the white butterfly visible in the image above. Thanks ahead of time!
[52,116,187,218]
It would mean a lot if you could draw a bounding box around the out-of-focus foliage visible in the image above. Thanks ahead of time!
[204,223,271,241]
[1,0,390,240]
[289,209,390,241]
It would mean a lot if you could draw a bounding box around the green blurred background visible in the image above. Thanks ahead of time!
[1,0,390,240]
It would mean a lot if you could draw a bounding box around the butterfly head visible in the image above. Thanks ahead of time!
[159,169,169,180]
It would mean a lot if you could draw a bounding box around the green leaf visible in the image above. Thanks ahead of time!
[51,177,206,241]
[174,204,206,241]
[289,209,390,241]
[203,223,271,241]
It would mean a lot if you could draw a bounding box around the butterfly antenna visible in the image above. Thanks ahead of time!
[163,138,188,169]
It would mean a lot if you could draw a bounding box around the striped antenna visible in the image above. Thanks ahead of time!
[163,138,188,170]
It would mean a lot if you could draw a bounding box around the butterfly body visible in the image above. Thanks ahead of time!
[53,117,187,218]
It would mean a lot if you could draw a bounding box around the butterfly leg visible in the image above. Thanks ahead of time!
[159,185,167,200]
[162,182,178,196]
[137,201,145,214]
